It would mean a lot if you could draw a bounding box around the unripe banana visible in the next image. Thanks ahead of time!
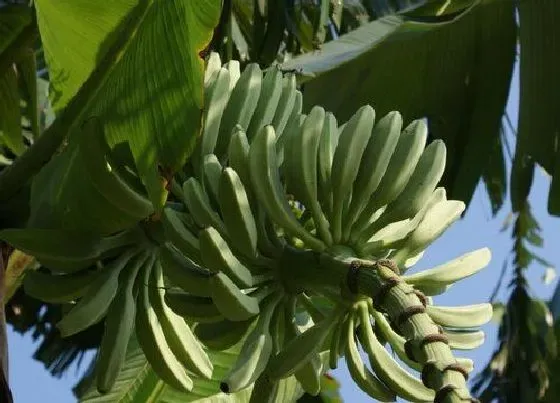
[285,106,332,245]
[227,126,252,191]
[204,52,222,86]
[356,303,434,402]
[57,248,138,337]
[271,74,297,140]
[199,227,253,288]
[210,272,260,321]
[317,112,338,218]
[219,167,259,259]
[358,187,446,257]
[223,60,240,90]
[402,248,491,293]
[445,329,486,350]
[23,269,99,304]
[343,311,396,402]
[221,293,281,393]
[425,303,493,329]
[265,311,338,380]
[294,353,323,396]
[182,177,227,235]
[164,290,224,323]
[359,140,447,243]
[0,228,139,273]
[158,244,213,297]
[392,200,466,266]
[96,251,148,393]
[249,125,325,251]
[150,259,214,378]
[249,375,280,403]
[80,119,153,220]
[216,63,262,158]
[342,111,402,242]
[201,154,223,207]
[196,68,232,166]
[194,318,254,351]
[276,90,303,154]
[161,207,201,263]
[330,105,376,243]
[135,256,194,392]
[246,67,283,140]
[350,119,428,243]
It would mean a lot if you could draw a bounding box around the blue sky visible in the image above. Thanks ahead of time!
[7,63,560,402]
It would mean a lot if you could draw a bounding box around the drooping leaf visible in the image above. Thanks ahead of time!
[33,0,221,207]
[282,0,516,209]
[0,4,35,74]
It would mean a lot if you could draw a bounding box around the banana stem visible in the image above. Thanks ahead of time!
[279,247,477,403]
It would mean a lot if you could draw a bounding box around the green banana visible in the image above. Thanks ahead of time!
[96,251,148,393]
[425,303,493,328]
[164,290,224,323]
[295,352,323,396]
[343,311,396,402]
[57,248,138,337]
[246,67,283,140]
[194,318,254,351]
[392,200,466,266]
[223,60,240,90]
[183,177,227,235]
[361,139,447,242]
[199,227,253,287]
[266,311,338,380]
[317,112,338,219]
[210,272,260,321]
[356,303,434,402]
[271,74,297,140]
[150,259,214,378]
[161,207,201,263]
[197,68,232,164]
[285,106,332,245]
[445,329,486,350]
[249,125,325,252]
[328,313,346,370]
[204,52,222,86]
[23,269,99,304]
[330,105,376,243]
[358,187,446,256]
[201,154,223,207]
[135,255,194,392]
[350,119,428,243]
[219,167,259,259]
[0,228,139,273]
[216,63,262,158]
[227,126,252,191]
[80,119,153,220]
[158,244,213,297]
[276,90,302,151]
[402,248,491,292]
[221,293,281,393]
[342,111,402,242]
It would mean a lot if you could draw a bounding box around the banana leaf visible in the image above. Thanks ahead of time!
[30,0,221,208]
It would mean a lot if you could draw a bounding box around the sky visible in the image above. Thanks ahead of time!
[7,64,560,403]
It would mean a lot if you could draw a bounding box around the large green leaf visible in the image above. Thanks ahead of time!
[512,0,560,215]
[33,0,221,207]
[282,0,516,209]
[79,335,303,402]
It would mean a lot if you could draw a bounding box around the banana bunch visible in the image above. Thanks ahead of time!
[4,51,493,402]
[153,53,492,402]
